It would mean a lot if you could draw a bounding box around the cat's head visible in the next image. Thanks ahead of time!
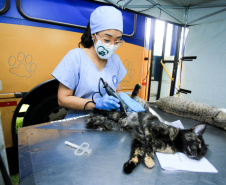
[175,124,208,159]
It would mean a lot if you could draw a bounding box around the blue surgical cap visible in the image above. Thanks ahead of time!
[90,6,123,34]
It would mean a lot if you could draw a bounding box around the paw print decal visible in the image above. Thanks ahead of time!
[8,52,37,78]
[123,59,135,82]
[97,46,109,56]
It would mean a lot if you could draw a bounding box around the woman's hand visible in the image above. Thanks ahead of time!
[119,92,145,112]
[94,96,120,110]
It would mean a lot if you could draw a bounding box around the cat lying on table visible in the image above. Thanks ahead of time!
[85,85,208,174]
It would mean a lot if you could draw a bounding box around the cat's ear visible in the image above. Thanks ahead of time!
[192,124,206,136]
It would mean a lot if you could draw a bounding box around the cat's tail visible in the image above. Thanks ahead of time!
[131,83,157,105]
[131,84,141,98]
[131,84,151,110]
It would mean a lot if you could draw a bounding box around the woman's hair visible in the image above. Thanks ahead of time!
[78,21,94,48]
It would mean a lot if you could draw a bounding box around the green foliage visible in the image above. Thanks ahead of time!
[15,117,24,134]
[10,173,19,184]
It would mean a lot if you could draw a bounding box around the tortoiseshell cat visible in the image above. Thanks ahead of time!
[86,85,208,174]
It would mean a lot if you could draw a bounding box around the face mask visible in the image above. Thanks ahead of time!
[94,39,117,59]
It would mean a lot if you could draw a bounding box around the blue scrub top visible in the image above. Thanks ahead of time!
[52,48,127,118]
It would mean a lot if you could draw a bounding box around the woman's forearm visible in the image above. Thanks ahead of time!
[58,96,95,110]
[58,83,95,110]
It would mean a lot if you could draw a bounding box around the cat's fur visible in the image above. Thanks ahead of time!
[86,85,208,174]
[152,96,226,130]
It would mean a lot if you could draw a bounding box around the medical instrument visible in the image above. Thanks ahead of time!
[99,78,129,115]
[65,141,92,156]
[84,77,130,114]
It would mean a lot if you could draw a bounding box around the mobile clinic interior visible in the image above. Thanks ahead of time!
[0,0,226,184]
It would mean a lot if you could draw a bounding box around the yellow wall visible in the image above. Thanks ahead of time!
[0,23,82,93]
[0,23,145,147]
[0,23,144,93]
[116,42,144,92]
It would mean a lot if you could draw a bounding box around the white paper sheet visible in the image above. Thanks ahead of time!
[156,120,218,173]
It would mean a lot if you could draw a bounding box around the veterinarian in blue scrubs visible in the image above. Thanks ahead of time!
[52,6,144,119]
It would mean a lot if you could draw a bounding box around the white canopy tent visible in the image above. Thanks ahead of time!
[95,0,226,108]
[95,0,226,25]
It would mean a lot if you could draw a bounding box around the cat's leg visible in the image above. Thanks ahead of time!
[144,148,155,168]
[131,84,141,97]
[123,138,144,174]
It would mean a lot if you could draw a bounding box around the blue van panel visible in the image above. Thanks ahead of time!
[0,0,5,10]
[124,14,145,47]
[0,0,146,47]
[19,0,135,35]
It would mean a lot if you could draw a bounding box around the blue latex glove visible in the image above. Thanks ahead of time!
[94,96,120,110]
[119,92,146,112]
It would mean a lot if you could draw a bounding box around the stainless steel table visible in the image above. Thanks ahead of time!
[18,107,226,185]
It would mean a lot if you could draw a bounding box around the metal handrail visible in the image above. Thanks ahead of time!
[160,60,174,81]
[0,0,10,15]
[16,0,136,37]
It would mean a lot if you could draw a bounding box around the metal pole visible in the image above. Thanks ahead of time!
[121,0,133,9]
[170,26,182,96]
[147,19,155,101]
[127,5,161,8]
[189,3,226,9]
[126,4,226,9]
[138,5,157,13]
[156,21,167,100]
[187,7,226,24]
[104,0,120,8]
[146,0,184,24]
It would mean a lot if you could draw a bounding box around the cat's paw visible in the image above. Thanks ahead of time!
[144,155,155,168]
[123,161,136,174]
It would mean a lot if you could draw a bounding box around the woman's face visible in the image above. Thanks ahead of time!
[92,29,123,46]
